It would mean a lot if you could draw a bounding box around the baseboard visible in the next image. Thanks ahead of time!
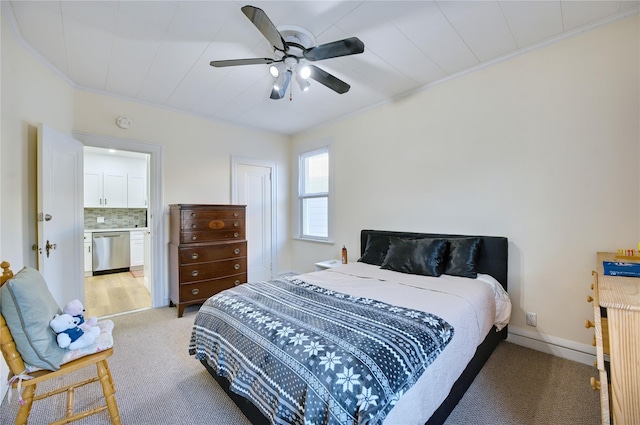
[507,326,596,366]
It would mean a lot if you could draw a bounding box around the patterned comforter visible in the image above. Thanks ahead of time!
[189,277,454,425]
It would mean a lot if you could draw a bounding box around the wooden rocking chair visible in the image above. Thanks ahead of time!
[0,261,121,425]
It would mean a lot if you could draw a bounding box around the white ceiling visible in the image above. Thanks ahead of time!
[3,1,638,135]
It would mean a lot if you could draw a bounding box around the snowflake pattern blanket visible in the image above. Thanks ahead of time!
[189,277,454,425]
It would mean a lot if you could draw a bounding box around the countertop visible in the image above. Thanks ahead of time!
[85,227,149,233]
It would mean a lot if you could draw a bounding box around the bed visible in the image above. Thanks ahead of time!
[189,230,510,425]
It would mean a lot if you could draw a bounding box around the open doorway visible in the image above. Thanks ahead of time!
[83,146,151,317]
[74,132,166,317]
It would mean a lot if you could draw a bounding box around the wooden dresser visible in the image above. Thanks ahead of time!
[169,204,247,317]
[588,252,640,424]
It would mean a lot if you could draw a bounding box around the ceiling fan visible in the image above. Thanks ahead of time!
[210,5,365,100]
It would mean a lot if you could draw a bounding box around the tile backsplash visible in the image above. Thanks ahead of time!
[85,208,147,229]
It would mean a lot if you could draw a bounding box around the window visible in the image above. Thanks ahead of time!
[299,147,329,240]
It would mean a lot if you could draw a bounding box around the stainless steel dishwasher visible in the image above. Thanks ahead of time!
[92,231,131,274]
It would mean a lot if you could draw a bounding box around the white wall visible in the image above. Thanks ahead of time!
[290,16,640,359]
[0,9,76,403]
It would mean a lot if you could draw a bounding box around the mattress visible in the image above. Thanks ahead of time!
[294,262,511,424]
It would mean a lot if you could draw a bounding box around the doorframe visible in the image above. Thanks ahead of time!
[231,156,277,279]
[73,131,166,308]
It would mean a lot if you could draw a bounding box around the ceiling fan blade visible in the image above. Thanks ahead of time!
[308,65,350,94]
[210,58,275,67]
[241,5,287,52]
[303,37,365,61]
[270,70,292,100]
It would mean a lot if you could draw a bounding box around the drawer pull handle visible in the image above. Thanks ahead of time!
[234,264,240,270]
[234,280,240,286]
[191,212,196,217]
[234,222,239,227]
[191,288,200,296]
[585,319,595,329]
[191,253,199,260]
[191,235,197,241]
[234,248,240,255]
[233,212,239,217]
[191,270,199,277]
[191,223,197,228]
[586,295,593,303]
[590,377,600,391]
[234,232,239,238]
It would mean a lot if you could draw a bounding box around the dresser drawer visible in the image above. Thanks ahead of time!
[179,274,247,302]
[180,229,246,243]
[179,242,246,264]
[181,208,244,220]
[179,258,247,283]
[182,217,245,232]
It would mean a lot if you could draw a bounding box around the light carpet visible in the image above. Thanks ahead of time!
[1,306,601,424]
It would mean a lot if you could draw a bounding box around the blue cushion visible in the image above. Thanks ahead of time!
[0,267,65,370]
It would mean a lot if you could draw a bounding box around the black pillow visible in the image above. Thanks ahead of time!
[444,238,483,278]
[358,234,391,266]
[380,237,450,277]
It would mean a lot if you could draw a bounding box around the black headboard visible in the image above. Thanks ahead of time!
[360,230,508,291]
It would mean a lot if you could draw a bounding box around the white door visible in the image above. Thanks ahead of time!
[234,162,274,282]
[37,124,84,308]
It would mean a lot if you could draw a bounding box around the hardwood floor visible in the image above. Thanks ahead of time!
[84,269,151,317]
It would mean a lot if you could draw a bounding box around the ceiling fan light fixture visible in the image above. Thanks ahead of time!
[273,70,288,90]
[295,73,310,92]
[298,65,311,80]
[269,64,279,78]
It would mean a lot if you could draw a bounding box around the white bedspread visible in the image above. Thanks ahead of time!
[295,262,511,425]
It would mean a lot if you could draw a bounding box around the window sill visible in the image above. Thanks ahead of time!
[292,237,334,245]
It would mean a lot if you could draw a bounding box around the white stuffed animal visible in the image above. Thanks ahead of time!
[63,299,98,333]
[50,313,100,350]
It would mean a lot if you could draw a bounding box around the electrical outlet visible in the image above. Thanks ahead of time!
[97,217,105,223]
[526,312,537,327]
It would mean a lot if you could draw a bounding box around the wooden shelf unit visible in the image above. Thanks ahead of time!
[590,253,640,424]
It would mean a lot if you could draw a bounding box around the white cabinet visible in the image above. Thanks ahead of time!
[127,173,147,208]
[84,170,127,208]
[130,230,145,267]
[84,171,102,207]
[103,172,127,207]
[83,232,92,274]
